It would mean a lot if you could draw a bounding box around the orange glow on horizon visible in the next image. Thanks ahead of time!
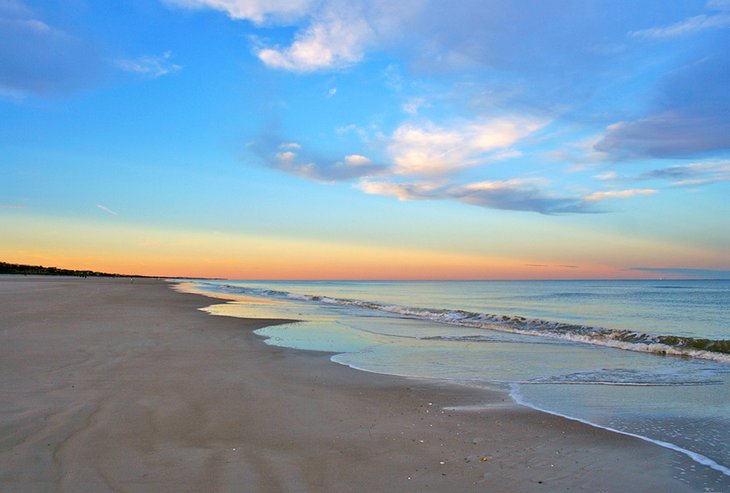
[1,212,725,280]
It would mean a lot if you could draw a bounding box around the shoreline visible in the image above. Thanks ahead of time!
[181,280,730,363]
[0,276,712,492]
[180,279,730,481]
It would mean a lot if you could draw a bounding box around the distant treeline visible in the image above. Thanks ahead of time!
[0,261,140,278]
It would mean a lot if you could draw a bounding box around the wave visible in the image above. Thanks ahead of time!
[200,283,730,363]
[523,369,723,386]
[510,384,730,477]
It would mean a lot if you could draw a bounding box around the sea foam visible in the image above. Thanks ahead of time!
[202,282,730,363]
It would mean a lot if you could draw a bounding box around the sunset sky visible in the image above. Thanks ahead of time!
[1,0,728,279]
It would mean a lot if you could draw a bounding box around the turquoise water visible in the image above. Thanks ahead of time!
[182,279,730,489]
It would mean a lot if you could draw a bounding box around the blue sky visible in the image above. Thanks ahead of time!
[1,0,728,278]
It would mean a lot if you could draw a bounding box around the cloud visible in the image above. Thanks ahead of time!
[595,111,730,159]
[454,180,592,214]
[356,179,439,200]
[357,177,593,214]
[169,0,421,72]
[594,171,618,181]
[169,0,372,72]
[596,5,730,160]
[388,117,545,176]
[638,160,730,186]
[259,141,387,182]
[96,204,118,216]
[343,154,371,166]
[397,0,676,77]
[401,97,426,115]
[627,267,730,279]
[115,52,182,78]
[256,114,545,188]
[546,135,611,171]
[708,0,730,9]
[583,188,656,202]
[0,2,103,98]
[525,263,579,269]
[256,2,374,71]
[589,160,730,187]
[595,46,730,159]
[223,1,728,215]
[630,1,730,39]
[254,114,572,214]
[163,0,314,24]
[631,13,730,39]
[279,142,301,149]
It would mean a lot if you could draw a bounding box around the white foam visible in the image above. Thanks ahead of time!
[189,280,730,479]
[195,282,730,363]
[509,383,730,477]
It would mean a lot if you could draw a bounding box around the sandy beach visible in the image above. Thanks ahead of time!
[0,276,699,492]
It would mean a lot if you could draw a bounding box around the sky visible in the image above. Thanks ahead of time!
[1,0,729,279]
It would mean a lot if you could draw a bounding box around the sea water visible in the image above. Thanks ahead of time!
[182,279,729,490]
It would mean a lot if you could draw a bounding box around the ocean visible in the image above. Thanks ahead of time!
[180,279,730,490]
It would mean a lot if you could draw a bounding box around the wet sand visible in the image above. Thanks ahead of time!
[0,276,698,492]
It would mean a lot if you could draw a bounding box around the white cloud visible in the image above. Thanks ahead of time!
[166,0,420,72]
[357,177,590,214]
[279,142,301,149]
[343,154,371,166]
[257,3,374,71]
[265,142,385,181]
[116,52,181,78]
[594,171,618,181]
[631,1,730,39]
[460,177,547,192]
[583,189,656,201]
[673,177,720,186]
[401,97,426,115]
[388,117,546,176]
[275,150,297,161]
[96,204,118,215]
[11,18,50,32]
[631,14,730,39]
[258,114,564,214]
[356,179,440,201]
[163,0,314,24]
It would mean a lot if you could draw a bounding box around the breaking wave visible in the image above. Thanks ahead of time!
[523,368,723,386]
[202,283,730,363]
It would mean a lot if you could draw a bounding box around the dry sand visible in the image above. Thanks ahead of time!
[0,276,698,492]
